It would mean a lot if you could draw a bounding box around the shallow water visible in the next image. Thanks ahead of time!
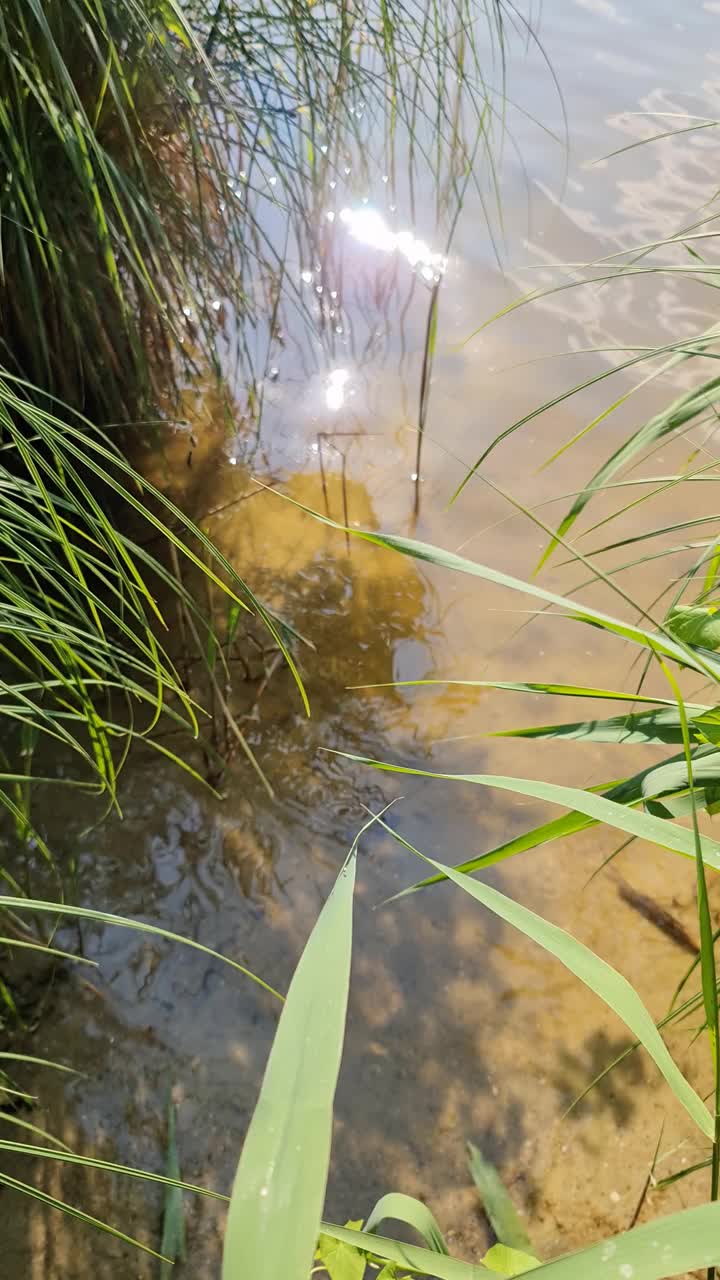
[6,2,720,1274]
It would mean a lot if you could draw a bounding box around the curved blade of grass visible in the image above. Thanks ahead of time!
[0,1111,73,1151]
[337,752,720,868]
[385,775,661,899]
[221,813,385,1280]
[656,1158,713,1190]
[385,833,713,1138]
[322,1203,720,1280]
[449,327,711,503]
[319,1221,485,1280]
[365,1193,448,1253]
[350,679,688,707]
[0,898,282,1001]
[0,1052,78,1074]
[261,486,717,681]
[539,373,720,566]
[640,752,720,799]
[0,1139,228,1201]
[0,1170,169,1262]
[492,707,687,746]
[0,936,96,966]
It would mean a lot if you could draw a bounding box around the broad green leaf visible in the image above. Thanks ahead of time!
[335,753,720,869]
[394,843,713,1139]
[692,706,720,744]
[316,1223,366,1280]
[365,1193,448,1253]
[322,1202,720,1280]
[467,1143,533,1253]
[221,827,363,1280]
[640,751,720,800]
[483,1244,541,1275]
[666,602,720,649]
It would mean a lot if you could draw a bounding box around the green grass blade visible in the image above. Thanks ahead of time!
[386,779,635,898]
[388,837,713,1139]
[350,679,690,707]
[264,488,717,680]
[0,1139,228,1202]
[467,1143,533,1253]
[365,1192,448,1253]
[221,815,373,1279]
[491,707,686,746]
[318,1222,485,1280]
[663,663,720,1235]
[160,1091,185,1279]
[0,1170,169,1262]
[0,897,282,1001]
[337,753,720,867]
[322,1204,720,1280]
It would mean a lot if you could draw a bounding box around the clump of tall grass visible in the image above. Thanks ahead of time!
[0,0,511,423]
[0,0,238,421]
[0,371,301,871]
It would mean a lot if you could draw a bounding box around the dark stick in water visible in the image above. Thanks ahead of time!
[617,878,699,956]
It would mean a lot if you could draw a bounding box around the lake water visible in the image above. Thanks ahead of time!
[6,1,720,1273]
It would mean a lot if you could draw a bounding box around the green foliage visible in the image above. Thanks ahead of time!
[315,1224,366,1280]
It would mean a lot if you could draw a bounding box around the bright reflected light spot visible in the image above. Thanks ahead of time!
[338,207,446,279]
[325,367,350,411]
[326,210,336,223]
[301,270,313,284]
